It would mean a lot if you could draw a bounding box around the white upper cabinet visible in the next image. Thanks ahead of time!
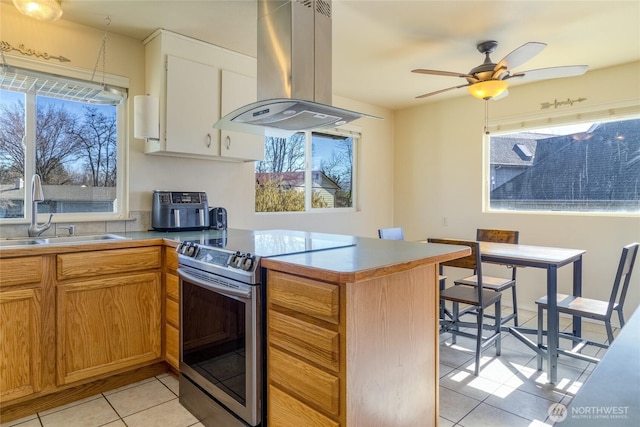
[143,30,263,162]
[165,55,220,157]
[220,70,265,162]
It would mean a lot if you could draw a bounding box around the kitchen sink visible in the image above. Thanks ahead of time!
[41,234,128,244]
[0,234,128,248]
[0,238,47,247]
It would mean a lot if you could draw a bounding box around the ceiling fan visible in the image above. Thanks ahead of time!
[412,40,588,100]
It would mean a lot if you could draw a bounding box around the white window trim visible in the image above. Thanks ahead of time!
[309,126,360,213]
[256,125,361,214]
[0,54,130,224]
[483,102,640,217]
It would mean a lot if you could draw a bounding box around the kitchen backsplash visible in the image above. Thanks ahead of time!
[0,211,152,239]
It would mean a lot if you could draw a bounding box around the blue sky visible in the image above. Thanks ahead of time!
[0,89,114,116]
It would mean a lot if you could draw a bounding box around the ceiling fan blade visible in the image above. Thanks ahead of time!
[412,69,473,79]
[506,65,589,81]
[494,42,546,73]
[415,83,470,99]
[492,89,509,100]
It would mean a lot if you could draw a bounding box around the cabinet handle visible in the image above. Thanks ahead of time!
[206,133,211,148]
[225,135,231,150]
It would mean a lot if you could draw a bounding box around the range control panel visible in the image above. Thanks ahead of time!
[176,242,261,284]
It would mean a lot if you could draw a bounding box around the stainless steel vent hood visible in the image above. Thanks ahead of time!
[214,0,375,135]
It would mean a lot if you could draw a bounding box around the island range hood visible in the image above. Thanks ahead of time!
[214,0,374,135]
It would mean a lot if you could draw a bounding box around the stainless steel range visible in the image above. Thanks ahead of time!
[176,229,355,427]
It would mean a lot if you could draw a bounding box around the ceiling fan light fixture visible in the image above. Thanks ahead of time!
[12,0,63,22]
[467,79,509,100]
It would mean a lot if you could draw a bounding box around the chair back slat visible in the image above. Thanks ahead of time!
[378,227,404,240]
[428,238,479,270]
[428,238,484,306]
[608,242,640,313]
[476,229,519,279]
[476,229,519,244]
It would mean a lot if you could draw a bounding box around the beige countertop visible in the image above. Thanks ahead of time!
[0,229,469,281]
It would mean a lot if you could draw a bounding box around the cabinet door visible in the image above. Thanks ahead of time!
[56,272,161,384]
[165,275,180,369]
[164,247,180,370]
[220,70,265,161]
[166,55,221,157]
[0,288,42,402]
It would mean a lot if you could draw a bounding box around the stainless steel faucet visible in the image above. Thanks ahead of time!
[58,225,76,236]
[28,174,52,237]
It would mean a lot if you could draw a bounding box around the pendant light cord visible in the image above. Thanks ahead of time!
[484,99,490,135]
[90,16,111,86]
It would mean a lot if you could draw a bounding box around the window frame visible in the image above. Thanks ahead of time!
[483,103,640,217]
[0,54,129,224]
[255,126,360,214]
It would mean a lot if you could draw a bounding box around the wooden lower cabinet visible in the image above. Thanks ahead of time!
[0,256,49,404]
[267,270,343,426]
[266,262,440,427]
[56,272,161,384]
[0,287,43,401]
[164,246,180,370]
[0,244,169,422]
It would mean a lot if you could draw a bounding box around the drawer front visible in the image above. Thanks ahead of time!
[269,384,339,427]
[165,323,179,370]
[0,257,42,287]
[269,310,339,372]
[166,273,179,301]
[166,297,179,328]
[269,346,339,417]
[165,247,179,271]
[57,247,162,280]
[268,271,339,324]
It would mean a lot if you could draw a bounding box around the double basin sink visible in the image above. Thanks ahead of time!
[0,234,128,248]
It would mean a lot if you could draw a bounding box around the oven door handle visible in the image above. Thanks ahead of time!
[177,268,252,300]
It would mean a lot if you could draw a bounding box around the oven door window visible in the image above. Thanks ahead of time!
[182,281,247,405]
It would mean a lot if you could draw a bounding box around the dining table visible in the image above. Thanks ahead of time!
[478,241,586,384]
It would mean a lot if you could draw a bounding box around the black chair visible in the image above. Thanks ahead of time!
[428,238,502,376]
[535,242,639,367]
[454,229,520,326]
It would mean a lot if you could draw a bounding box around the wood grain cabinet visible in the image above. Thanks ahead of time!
[267,270,343,426]
[55,247,162,385]
[0,256,49,403]
[164,246,180,370]
[265,262,440,427]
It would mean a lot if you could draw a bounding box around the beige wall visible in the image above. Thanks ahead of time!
[0,4,395,237]
[394,61,640,317]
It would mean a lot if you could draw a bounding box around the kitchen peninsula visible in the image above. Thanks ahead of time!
[0,229,468,426]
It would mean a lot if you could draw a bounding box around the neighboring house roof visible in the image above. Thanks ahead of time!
[491,119,640,201]
[256,171,341,190]
[490,133,547,167]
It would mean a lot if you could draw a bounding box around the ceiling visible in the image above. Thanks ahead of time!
[9,0,640,110]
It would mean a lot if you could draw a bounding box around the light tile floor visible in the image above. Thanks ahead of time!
[438,307,611,427]
[1,308,613,427]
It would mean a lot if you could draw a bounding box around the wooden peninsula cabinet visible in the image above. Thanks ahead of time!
[263,242,455,427]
